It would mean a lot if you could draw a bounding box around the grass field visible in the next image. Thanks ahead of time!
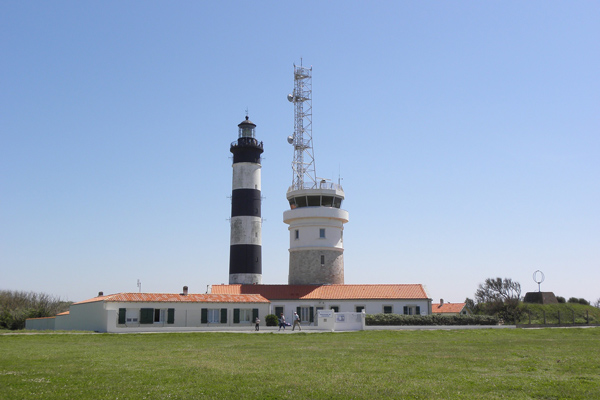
[1,328,599,399]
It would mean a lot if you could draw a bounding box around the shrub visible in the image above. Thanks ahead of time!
[567,297,579,304]
[365,313,499,326]
[265,314,279,327]
[0,290,71,330]
[556,296,566,303]
[578,298,589,306]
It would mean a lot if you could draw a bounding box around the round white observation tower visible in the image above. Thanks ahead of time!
[283,182,349,285]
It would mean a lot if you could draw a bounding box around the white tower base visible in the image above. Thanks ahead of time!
[283,186,349,285]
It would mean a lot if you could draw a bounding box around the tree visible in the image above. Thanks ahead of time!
[464,297,476,312]
[594,298,600,309]
[473,277,523,324]
[474,277,521,304]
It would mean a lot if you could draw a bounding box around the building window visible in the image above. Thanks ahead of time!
[319,228,326,238]
[403,306,421,315]
[239,309,253,323]
[383,306,393,314]
[295,230,299,240]
[330,306,339,312]
[126,309,139,323]
[275,306,284,318]
[154,309,164,323]
[208,309,220,323]
[355,306,365,313]
[320,255,325,265]
[300,306,313,323]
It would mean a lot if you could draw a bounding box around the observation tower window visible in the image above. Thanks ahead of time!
[321,196,334,207]
[288,195,343,209]
[295,196,307,208]
[307,196,320,206]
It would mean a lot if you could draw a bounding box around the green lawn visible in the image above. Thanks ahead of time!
[1,329,599,399]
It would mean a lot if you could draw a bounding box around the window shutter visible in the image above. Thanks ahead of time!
[140,308,153,324]
[309,307,314,323]
[403,306,408,315]
[201,308,208,324]
[252,308,259,322]
[234,308,240,324]
[416,306,421,315]
[118,308,126,324]
[167,308,175,324]
[220,308,227,324]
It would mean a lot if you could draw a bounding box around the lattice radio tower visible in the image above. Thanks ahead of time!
[287,60,316,191]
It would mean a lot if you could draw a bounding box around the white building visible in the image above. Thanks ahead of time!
[26,291,270,333]
[210,284,432,326]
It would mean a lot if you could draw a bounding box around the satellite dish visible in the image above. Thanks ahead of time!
[287,135,294,144]
[287,94,294,102]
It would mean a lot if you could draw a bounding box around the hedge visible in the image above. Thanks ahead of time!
[366,313,499,326]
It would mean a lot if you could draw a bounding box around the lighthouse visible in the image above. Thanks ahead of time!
[229,116,263,284]
[284,62,349,285]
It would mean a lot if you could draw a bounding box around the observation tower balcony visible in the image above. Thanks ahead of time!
[286,182,345,210]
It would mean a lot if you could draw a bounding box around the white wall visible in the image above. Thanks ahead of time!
[25,317,55,330]
[55,301,107,331]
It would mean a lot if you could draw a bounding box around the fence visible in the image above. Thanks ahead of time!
[518,309,599,328]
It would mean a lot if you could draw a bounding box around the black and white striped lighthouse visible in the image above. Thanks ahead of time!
[229,116,264,284]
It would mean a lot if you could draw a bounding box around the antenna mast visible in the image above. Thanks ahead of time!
[287,61,316,190]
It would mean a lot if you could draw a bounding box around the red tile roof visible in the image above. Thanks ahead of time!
[210,284,430,300]
[73,292,269,305]
[431,303,466,314]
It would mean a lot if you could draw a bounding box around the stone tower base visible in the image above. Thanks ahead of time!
[523,292,558,304]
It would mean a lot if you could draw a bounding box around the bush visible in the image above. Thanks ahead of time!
[578,298,590,306]
[475,299,524,324]
[557,296,566,303]
[265,314,279,327]
[365,313,499,326]
[567,297,579,304]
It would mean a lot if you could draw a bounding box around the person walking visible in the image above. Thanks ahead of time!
[255,317,260,331]
[278,313,286,331]
[292,311,301,331]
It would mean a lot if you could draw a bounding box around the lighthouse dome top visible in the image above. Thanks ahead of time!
[238,116,256,138]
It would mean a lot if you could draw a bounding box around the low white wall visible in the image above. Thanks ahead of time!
[317,310,365,331]
[25,317,55,330]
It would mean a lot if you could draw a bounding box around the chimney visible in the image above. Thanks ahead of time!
[98,291,104,297]
[440,298,444,306]
[182,286,188,296]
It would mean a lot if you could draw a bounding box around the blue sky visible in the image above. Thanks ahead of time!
[2,1,598,303]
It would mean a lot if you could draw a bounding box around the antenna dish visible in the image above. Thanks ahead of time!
[287,135,294,144]
[287,94,294,102]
